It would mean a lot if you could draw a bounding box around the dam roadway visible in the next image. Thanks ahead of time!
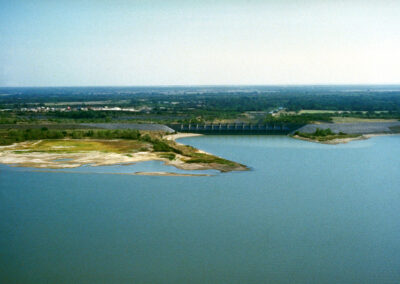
[167,123,304,134]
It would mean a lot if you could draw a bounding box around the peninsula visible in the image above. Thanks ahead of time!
[0,128,248,172]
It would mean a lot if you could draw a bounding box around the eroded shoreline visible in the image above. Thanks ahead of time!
[0,134,248,173]
[29,169,212,177]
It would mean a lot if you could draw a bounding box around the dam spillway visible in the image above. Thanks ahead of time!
[168,123,304,135]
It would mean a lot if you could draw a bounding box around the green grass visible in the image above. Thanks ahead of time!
[159,153,176,160]
[185,153,236,166]
[11,139,150,154]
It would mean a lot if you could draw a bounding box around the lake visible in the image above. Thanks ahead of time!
[1,135,400,284]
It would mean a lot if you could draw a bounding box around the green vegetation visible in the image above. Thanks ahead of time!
[0,127,182,157]
[13,139,149,154]
[184,153,236,167]
[140,134,182,153]
[159,153,176,160]
[0,128,141,146]
[152,140,180,153]
[1,86,398,170]
[294,128,360,142]
[1,86,399,125]
[0,127,247,171]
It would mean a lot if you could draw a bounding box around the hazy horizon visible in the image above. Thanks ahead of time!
[1,0,400,87]
[2,83,400,88]
[2,84,400,90]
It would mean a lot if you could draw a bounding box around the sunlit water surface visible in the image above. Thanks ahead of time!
[1,135,400,284]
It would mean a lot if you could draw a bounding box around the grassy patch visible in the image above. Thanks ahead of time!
[159,153,176,160]
[15,139,149,154]
[185,153,236,166]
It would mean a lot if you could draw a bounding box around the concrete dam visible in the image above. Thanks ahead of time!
[168,123,304,134]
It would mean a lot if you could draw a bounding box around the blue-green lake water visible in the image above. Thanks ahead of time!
[1,135,400,284]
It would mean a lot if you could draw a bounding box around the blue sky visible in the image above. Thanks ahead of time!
[0,0,399,86]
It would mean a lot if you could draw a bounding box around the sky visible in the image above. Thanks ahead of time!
[0,0,399,86]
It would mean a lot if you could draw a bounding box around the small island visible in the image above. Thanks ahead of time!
[0,128,248,172]
[292,128,364,144]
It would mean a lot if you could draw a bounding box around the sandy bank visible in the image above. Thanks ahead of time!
[0,137,247,173]
[0,151,160,169]
[0,150,207,170]
[0,150,246,172]
[164,132,215,156]
[165,133,204,141]
[363,133,399,139]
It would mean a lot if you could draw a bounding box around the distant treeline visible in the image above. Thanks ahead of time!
[2,87,400,112]
[3,109,399,125]
[2,86,400,124]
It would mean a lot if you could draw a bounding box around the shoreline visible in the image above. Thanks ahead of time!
[134,171,211,177]
[165,133,214,155]
[0,134,247,173]
[0,150,240,171]
[363,133,399,139]
[3,132,396,171]
[29,169,212,177]
[165,133,204,141]
[292,132,398,144]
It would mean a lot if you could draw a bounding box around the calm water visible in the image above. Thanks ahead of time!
[1,135,400,284]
